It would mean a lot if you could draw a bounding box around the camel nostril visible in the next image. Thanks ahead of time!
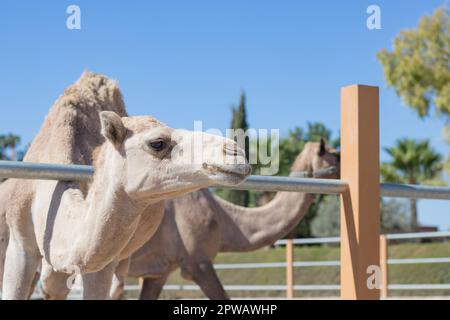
[223,143,240,156]
[244,164,252,175]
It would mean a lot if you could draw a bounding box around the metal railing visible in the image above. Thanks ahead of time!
[2,160,450,200]
[0,160,93,181]
[140,230,449,297]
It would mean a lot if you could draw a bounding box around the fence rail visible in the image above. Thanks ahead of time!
[212,257,450,270]
[153,231,450,297]
[156,284,450,292]
[61,283,450,300]
[2,161,450,200]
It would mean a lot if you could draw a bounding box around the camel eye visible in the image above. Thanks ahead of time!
[148,139,166,151]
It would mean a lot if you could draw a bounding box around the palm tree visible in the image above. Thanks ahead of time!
[0,133,21,161]
[381,138,443,231]
[0,135,8,160]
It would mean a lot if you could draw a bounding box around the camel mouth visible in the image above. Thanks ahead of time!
[202,163,252,184]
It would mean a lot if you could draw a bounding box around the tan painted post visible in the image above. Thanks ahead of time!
[286,239,294,299]
[340,85,380,300]
[380,235,388,298]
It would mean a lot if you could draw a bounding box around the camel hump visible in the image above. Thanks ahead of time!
[23,71,128,165]
[63,70,127,117]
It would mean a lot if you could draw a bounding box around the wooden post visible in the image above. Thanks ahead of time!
[380,235,388,299]
[340,85,380,299]
[286,239,294,299]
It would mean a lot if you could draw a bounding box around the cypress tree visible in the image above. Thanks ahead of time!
[216,91,250,206]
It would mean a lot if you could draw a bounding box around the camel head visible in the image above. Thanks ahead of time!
[290,138,340,179]
[98,111,251,201]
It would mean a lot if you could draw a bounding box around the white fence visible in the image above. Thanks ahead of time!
[58,230,449,299]
[155,230,450,296]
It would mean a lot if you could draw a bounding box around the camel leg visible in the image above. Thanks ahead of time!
[139,273,169,300]
[2,235,40,300]
[27,271,40,299]
[82,261,116,300]
[110,258,130,300]
[40,260,71,300]
[190,262,229,300]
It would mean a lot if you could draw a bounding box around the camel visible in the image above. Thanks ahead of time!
[0,71,251,300]
[107,139,339,300]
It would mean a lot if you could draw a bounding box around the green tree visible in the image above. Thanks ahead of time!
[305,122,332,143]
[311,197,411,237]
[377,7,450,118]
[377,7,450,178]
[277,127,305,177]
[215,91,250,206]
[310,196,340,237]
[381,138,443,231]
[380,199,412,233]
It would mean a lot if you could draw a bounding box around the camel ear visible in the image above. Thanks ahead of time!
[318,138,326,156]
[100,111,126,147]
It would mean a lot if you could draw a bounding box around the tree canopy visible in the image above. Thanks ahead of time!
[381,138,443,185]
[377,7,450,118]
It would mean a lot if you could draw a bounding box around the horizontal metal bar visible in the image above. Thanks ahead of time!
[225,176,450,200]
[276,237,340,245]
[274,231,450,246]
[160,284,341,291]
[381,183,450,200]
[160,284,450,292]
[214,261,341,269]
[220,175,348,195]
[2,161,449,200]
[388,284,450,290]
[388,257,450,265]
[161,284,450,292]
[0,160,93,181]
[213,262,288,269]
[386,231,450,240]
[38,282,450,298]
[213,257,450,270]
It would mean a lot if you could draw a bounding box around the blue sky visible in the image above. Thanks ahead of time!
[1,1,449,230]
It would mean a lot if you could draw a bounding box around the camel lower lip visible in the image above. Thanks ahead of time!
[203,164,250,179]
[215,169,247,178]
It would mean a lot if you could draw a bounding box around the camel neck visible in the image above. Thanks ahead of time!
[56,146,149,273]
[217,188,315,252]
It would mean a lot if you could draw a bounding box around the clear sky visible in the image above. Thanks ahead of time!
[1,1,449,230]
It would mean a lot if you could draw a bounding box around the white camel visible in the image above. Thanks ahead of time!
[107,140,339,300]
[28,141,338,300]
[0,71,250,299]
